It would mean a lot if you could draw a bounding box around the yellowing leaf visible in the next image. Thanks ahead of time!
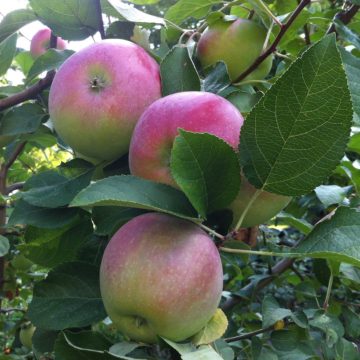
[192,309,228,346]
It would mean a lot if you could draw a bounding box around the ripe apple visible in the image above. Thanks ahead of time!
[30,28,67,58]
[49,39,161,161]
[197,18,273,81]
[19,323,36,348]
[129,91,244,187]
[100,212,223,343]
[229,177,292,228]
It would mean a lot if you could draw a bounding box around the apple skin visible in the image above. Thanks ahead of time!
[19,324,36,348]
[129,91,244,187]
[49,39,161,161]
[229,177,292,228]
[197,18,273,81]
[100,213,223,343]
[30,28,67,58]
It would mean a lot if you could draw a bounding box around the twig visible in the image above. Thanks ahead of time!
[6,182,25,194]
[2,142,26,173]
[221,258,294,311]
[95,0,106,39]
[233,0,311,83]
[326,4,360,35]
[225,325,274,342]
[0,71,55,112]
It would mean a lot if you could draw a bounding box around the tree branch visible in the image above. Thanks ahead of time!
[225,325,274,343]
[326,4,360,35]
[0,71,55,112]
[233,0,311,83]
[95,0,106,39]
[221,258,294,312]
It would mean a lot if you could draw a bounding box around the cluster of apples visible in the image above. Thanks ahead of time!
[45,17,290,343]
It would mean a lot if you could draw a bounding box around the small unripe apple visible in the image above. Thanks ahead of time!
[19,323,36,348]
[129,91,244,187]
[49,39,161,161]
[197,18,273,81]
[229,177,291,228]
[30,28,67,58]
[100,213,223,343]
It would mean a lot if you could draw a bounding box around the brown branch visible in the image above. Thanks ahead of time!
[95,0,106,39]
[3,142,26,173]
[0,72,55,112]
[6,182,25,194]
[225,325,274,343]
[233,0,311,83]
[326,4,360,35]
[221,258,294,312]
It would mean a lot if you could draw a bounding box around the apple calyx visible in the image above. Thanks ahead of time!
[90,76,107,92]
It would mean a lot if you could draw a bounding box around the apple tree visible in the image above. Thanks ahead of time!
[0,0,360,359]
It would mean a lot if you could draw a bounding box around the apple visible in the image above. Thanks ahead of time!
[100,212,223,343]
[19,323,36,348]
[30,28,67,58]
[49,39,161,161]
[129,91,244,187]
[197,18,273,82]
[229,177,292,228]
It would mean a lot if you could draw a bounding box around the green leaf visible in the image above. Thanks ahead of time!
[109,342,143,357]
[126,0,160,4]
[335,19,360,49]
[293,207,360,267]
[70,175,199,221]
[32,328,59,356]
[309,312,344,347]
[14,51,34,76]
[314,185,352,207]
[105,0,165,25]
[22,170,93,208]
[203,62,231,95]
[276,213,313,235]
[9,199,81,229]
[240,35,352,196]
[262,295,292,328]
[340,48,360,125]
[28,262,107,330]
[21,218,93,268]
[348,133,360,154]
[27,49,74,82]
[0,235,9,256]
[0,103,46,136]
[171,131,240,217]
[0,33,18,76]
[0,9,36,43]
[270,330,298,352]
[192,309,228,346]
[92,206,145,236]
[160,46,201,96]
[29,0,99,40]
[165,0,222,26]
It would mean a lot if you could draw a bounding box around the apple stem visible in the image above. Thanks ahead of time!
[234,189,262,231]
[257,0,283,27]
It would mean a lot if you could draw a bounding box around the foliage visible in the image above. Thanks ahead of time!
[0,0,359,359]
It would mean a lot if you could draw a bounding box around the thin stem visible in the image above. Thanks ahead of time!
[257,0,282,27]
[234,79,270,86]
[95,0,106,39]
[220,246,283,257]
[200,224,225,241]
[233,0,311,83]
[323,271,334,311]
[234,189,261,231]
[225,325,274,342]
